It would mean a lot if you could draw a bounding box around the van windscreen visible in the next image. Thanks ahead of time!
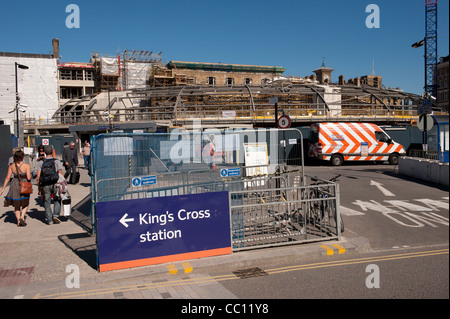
[310,130,319,144]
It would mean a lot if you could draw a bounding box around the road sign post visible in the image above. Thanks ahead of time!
[269,97,279,128]
[418,114,434,150]
[277,115,291,129]
[418,114,433,132]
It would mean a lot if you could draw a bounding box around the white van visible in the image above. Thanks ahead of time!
[308,122,406,166]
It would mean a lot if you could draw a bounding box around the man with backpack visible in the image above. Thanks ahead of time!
[36,145,64,225]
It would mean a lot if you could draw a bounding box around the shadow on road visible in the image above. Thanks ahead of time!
[58,195,97,270]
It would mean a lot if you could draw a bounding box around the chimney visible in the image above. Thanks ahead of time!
[339,75,345,86]
[52,38,60,60]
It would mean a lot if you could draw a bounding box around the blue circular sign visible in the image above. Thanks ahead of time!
[132,178,141,187]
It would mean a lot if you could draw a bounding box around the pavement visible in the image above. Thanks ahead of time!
[0,166,370,299]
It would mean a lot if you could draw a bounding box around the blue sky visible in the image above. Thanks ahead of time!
[1,0,448,94]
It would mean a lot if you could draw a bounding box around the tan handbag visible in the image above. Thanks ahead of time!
[15,163,33,195]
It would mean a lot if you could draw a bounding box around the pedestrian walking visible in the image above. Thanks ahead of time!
[63,141,79,184]
[36,145,64,225]
[62,142,69,171]
[81,141,91,175]
[0,149,32,227]
[36,144,46,162]
[7,147,22,166]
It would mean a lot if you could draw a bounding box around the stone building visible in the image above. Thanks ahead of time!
[163,61,286,87]
[313,64,334,84]
[361,75,383,89]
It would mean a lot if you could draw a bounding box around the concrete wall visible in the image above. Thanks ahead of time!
[399,156,449,187]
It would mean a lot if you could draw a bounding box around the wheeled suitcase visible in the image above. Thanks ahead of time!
[71,168,80,184]
[75,169,80,184]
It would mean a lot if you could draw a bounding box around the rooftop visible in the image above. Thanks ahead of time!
[0,52,54,59]
[167,61,286,74]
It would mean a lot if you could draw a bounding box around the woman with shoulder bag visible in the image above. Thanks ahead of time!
[0,150,32,227]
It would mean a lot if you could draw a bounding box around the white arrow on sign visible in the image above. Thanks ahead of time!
[370,180,396,197]
[119,213,134,228]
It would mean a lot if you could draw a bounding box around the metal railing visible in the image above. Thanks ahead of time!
[93,168,341,250]
[90,130,342,251]
[408,149,440,161]
[46,104,420,126]
[230,180,341,251]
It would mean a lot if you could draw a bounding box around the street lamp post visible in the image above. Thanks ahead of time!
[14,62,29,147]
[411,38,434,150]
[411,38,427,94]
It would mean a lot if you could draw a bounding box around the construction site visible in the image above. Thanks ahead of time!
[0,38,447,141]
[0,2,448,290]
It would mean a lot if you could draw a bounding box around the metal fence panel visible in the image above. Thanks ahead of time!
[91,128,305,201]
[230,180,341,251]
[90,128,341,252]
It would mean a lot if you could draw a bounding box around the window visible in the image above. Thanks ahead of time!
[309,130,319,144]
[59,69,72,80]
[261,78,270,85]
[85,70,94,81]
[60,87,67,99]
[244,78,253,85]
[60,87,83,100]
[207,77,216,86]
[75,70,84,81]
[59,69,94,81]
[441,124,449,152]
[375,131,391,143]
[226,77,234,87]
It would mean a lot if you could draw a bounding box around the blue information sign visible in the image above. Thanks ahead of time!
[132,175,157,187]
[220,168,241,177]
[96,191,232,272]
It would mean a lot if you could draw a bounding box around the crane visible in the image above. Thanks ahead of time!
[425,0,438,99]
[412,0,438,99]
[410,1,438,149]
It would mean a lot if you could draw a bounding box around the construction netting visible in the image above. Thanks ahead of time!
[0,56,58,129]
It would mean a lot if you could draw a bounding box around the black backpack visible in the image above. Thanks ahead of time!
[39,159,59,186]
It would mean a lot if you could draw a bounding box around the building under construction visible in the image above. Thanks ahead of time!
[45,55,424,135]
[50,79,421,130]
[6,39,444,137]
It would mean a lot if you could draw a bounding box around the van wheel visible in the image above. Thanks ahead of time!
[389,153,399,165]
[331,154,344,166]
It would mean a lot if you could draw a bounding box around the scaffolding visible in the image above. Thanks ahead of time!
[150,65,196,87]
[122,50,162,91]
[90,50,164,92]
[50,82,425,126]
